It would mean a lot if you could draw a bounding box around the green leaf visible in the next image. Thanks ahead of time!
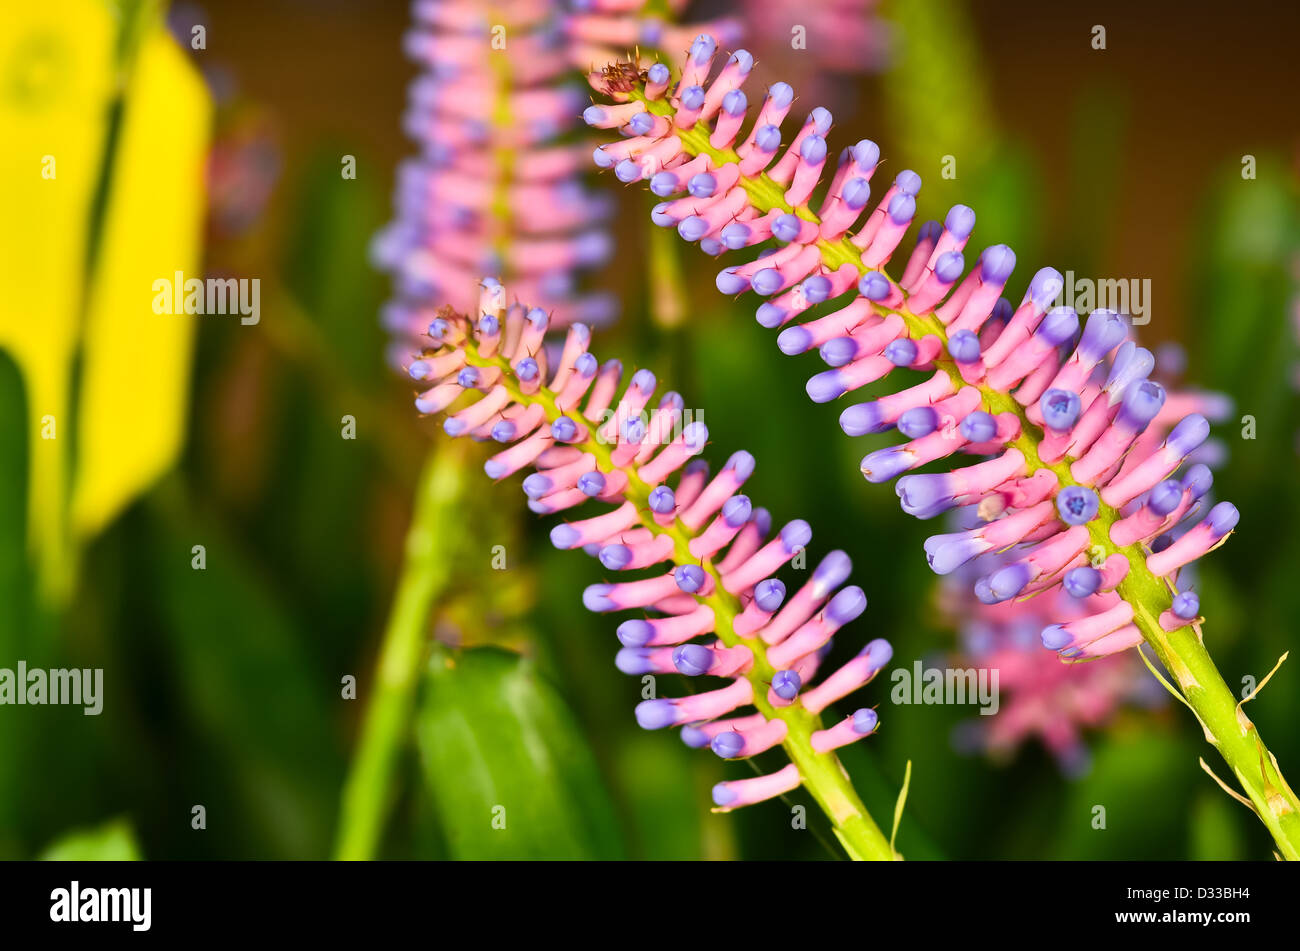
[39,817,142,861]
[416,646,624,859]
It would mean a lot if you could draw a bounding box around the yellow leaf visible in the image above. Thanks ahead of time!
[72,27,212,541]
[0,1,117,601]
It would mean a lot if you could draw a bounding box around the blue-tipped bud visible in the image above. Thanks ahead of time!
[711,732,744,759]
[635,698,677,730]
[577,471,606,497]
[859,270,891,301]
[1063,565,1102,598]
[948,329,981,363]
[884,338,918,366]
[675,564,706,593]
[772,669,802,701]
[617,619,655,648]
[673,644,714,677]
[600,544,633,571]
[1040,388,1082,431]
[754,578,786,612]
[648,485,676,515]
[959,410,997,443]
[1171,591,1200,620]
[898,406,940,439]
[551,416,578,442]
[1056,485,1100,525]
[852,708,879,734]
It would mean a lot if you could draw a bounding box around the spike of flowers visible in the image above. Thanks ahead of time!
[409,280,897,859]
[563,0,742,68]
[585,36,1300,857]
[372,0,616,369]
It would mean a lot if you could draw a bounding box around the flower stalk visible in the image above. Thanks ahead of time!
[587,36,1300,856]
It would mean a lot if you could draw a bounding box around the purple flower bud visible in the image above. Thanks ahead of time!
[675,564,706,593]
[755,124,782,152]
[948,329,981,363]
[1057,485,1100,525]
[491,420,516,443]
[820,337,857,367]
[1040,388,1082,431]
[577,471,606,496]
[985,562,1033,602]
[843,177,871,209]
[945,204,976,238]
[1063,565,1102,598]
[980,244,1016,282]
[895,170,922,196]
[628,111,655,136]
[722,89,748,116]
[1171,591,1200,620]
[960,411,997,443]
[648,485,676,514]
[772,669,802,701]
[888,193,916,224]
[754,578,786,612]
[851,708,879,734]
[688,172,717,198]
[551,416,578,442]
[859,270,891,301]
[516,358,539,382]
[716,267,750,295]
[583,584,615,612]
[523,473,552,499]
[1117,379,1166,430]
[711,732,744,758]
[650,171,679,197]
[673,644,714,677]
[781,519,812,552]
[678,215,709,241]
[1147,479,1183,516]
[826,586,867,625]
[898,406,939,439]
[617,619,655,647]
[636,698,677,730]
[800,135,827,164]
[802,275,833,303]
[1182,463,1213,499]
[601,544,633,571]
[722,495,753,527]
[884,338,918,366]
[457,366,480,388]
[935,251,965,283]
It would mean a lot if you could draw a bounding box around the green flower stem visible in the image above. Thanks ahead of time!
[628,87,1300,857]
[334,441,468,860]
[460,343,897,860]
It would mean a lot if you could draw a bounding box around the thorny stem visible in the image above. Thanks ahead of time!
[460,340,898,861]
[629,87,1300,858]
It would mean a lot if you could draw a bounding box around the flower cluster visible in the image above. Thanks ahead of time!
[373,0,615,368]
[409,280,893,813]
[941,549,1160,775]
[564,0,741,67]
[586,34,1237,661]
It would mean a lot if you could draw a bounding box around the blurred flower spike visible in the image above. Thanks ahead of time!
[407,279,898,853]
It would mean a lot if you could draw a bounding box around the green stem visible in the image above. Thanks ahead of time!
[333,441,467,860]
[625,86,1300,858]
[460,344,897,860]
